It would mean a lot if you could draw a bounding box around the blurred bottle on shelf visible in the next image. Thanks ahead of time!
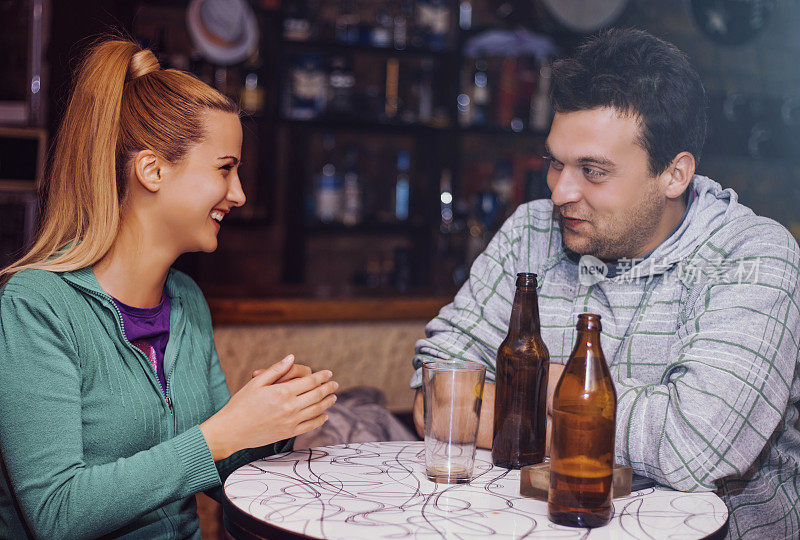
[457,91,471,127]
[393,246,412,291]
[416,0,451,50]
[284,0,312,41]
[432,166,470,289]
[240,52,265,115]
[384,59,401,120]
[214,67,232,99]
[372,7,393,47]
[439,168,454,230]
[314,133,343,223]
[417,59,434,123]
[513,58,538,131]
[328,55,355,115]
[335,0,359,44]
[394,150,411,221]
[366,256,382,288]
[470,58,490,127]
[342,145,363,226]
[393,2,408,50]
[408,0,426,48]
[380,252,395,288]
[466,190,500,265]
[459,0,472,30]
[286,53,327,119]
[496,58,517,129]
[361,84,384,122]
[491,160,514,211]
[530,63,553,131]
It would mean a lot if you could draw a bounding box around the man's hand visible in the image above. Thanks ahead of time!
[412,363,565,453]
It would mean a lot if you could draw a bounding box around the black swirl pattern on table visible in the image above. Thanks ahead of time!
[224,441,728,539]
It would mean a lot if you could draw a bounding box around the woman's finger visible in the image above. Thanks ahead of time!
[283,369,333,395]
[251,355,295,386]
[297,392,338,423]
[294,413,329,437]
[297,380,338,409]
[275,363,312,384]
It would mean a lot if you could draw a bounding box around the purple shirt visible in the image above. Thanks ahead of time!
[113,293,171,396]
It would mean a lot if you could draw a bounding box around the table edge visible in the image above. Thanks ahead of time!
[222,443,730,540]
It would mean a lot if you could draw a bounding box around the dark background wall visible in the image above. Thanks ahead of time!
[44,0,800,236]
[616,0,800,236]
[32,0,800,299]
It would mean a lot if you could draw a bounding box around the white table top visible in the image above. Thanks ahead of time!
[224,441,728,539]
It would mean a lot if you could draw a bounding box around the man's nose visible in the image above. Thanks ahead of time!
[548,167,582,207]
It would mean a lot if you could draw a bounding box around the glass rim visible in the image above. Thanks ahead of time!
[421,360,487,373]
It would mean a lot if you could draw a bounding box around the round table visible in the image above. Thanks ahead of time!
[223,441,729,539]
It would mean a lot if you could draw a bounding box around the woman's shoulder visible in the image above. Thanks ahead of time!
[1,268,70,299]
[0,270,81,332]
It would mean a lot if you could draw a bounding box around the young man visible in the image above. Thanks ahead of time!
[411,28,800,538]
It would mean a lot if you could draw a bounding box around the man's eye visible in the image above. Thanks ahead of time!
[547,158,564,171]
[583,167,604,178]
[220,165,233,171]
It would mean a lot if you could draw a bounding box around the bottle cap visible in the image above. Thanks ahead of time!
[516,273,537,288]
[576,312,602,330]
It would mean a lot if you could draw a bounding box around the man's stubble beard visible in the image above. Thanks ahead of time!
[556,182,666,261]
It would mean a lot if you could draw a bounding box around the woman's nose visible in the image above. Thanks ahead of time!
[228,174,246,207]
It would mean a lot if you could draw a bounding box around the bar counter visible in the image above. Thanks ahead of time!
[208,296,451,325]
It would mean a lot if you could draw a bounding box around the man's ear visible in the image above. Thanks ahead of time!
[132,149,164,193]
[662,151,695,200]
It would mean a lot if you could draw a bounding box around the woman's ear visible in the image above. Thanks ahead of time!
[133,149,163,193]
[662,151,695,200]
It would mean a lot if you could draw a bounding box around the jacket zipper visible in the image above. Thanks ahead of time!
[70,279,181,538]
[69,282,174,420]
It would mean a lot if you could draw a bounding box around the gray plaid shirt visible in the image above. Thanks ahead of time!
[412,175,800,539]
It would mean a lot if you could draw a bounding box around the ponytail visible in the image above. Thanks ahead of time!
[1,39,237,282]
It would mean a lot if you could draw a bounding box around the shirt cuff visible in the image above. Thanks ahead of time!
[171,425,222,495]
[409,367,422,389]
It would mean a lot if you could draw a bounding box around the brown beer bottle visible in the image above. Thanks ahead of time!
[492,273,550,469]
[548,313,617,528]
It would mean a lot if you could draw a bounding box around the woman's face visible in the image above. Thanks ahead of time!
[158,109,245,255]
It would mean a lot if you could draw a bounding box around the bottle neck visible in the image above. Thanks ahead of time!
[568,328,607,387]
[571,326,603,352]
[507,286,541,337]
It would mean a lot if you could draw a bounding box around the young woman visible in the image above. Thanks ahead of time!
[0,40,337,539]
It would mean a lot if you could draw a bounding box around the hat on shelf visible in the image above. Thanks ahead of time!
[186,0,258,65]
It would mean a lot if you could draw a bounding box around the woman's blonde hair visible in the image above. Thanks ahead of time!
[1,39,238,282]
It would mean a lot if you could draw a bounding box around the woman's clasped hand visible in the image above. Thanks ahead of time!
[200,355,338,461]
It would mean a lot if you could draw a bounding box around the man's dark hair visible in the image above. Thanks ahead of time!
[551,28,707,176]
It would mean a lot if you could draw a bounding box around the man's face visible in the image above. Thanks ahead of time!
[545,107,668,261]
